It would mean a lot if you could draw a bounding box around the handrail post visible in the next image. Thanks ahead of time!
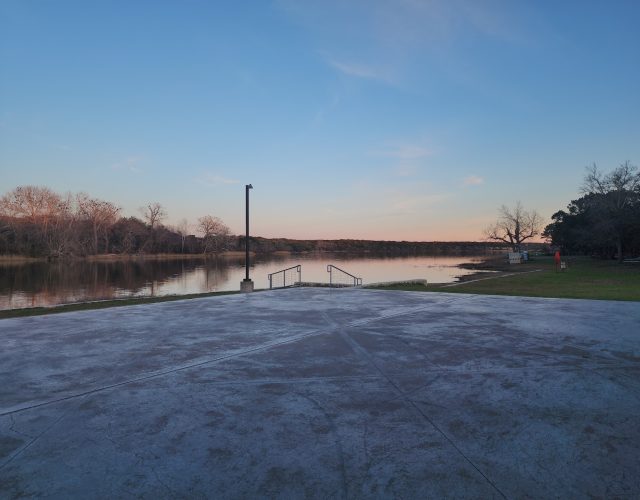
[326,264,361,288]
[268,264,303,290]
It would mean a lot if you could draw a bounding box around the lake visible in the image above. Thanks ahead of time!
[0,253,487,310]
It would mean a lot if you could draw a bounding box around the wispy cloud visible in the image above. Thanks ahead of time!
[462,175,484,186]
[198,172,240,187]
[393,164,418,177]
[280,0,531,92]
[111,155,143,173]
[328,59,390,82]
[372,141,432,178]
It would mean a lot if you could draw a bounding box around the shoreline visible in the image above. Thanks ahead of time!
[454,254,517,282]
[0,250,505,264]
[452,253,564,283]
[85,251,254,261]
[0,252,256,264]
[3,254,638,317]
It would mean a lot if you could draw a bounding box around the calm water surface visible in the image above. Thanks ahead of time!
[0,253,486,310]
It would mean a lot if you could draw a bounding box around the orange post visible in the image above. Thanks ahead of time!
[554,250,561,272]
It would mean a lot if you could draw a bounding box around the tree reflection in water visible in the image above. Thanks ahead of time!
[0,256,238,309]
[0,253,486,310]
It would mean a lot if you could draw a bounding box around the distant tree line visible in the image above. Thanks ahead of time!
[0,185,513,259]
[543,162,640,261]
[0,186,232,258]
[240,237,509,255]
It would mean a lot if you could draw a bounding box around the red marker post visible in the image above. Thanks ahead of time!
[554,250,561,272]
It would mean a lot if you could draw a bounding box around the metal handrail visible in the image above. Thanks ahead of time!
[268,265,302,289]
[326,264,362,287]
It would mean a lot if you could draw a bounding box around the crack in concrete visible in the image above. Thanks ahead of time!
[184,374,384,388]
[8,414,33,439]
[0,396,85,471]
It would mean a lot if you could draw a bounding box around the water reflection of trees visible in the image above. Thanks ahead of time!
[0,257,238,308]
[0,252,496,310]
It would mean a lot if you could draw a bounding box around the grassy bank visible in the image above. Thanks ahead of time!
[0,290,244,319]
[367,256,640,301]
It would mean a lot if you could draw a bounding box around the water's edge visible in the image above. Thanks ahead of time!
[1,253,490,310]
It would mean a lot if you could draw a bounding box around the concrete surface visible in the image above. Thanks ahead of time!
[0,288,639,499]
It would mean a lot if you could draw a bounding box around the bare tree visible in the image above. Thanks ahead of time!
[197,215,230,254]
[45,193,77,257]
[581,161,640,261]
[484,202,543,252]
[0,186,74,257]
[77,193,121,254]
[113,217,148,254]
[139,202,167,252]
[140,202,166,229]
[175,218,190,253]
[583,161,640,197]
[0,186,64,225]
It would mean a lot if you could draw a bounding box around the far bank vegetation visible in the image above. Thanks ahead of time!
[0,186,507,260]
[0,187,233,259]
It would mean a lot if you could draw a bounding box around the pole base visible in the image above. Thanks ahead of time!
[240,279,254,293]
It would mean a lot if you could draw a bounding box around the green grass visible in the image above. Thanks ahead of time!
[368,256,640,301]
[0,290,245,319]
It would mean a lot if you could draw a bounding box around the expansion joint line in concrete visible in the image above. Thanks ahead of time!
[326,314,508,500]
[0,327,335,418]
[1,295,471,419]
[342,295,475,329]
[0,396,86,471]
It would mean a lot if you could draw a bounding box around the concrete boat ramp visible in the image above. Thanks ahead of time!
[1,288,639,498]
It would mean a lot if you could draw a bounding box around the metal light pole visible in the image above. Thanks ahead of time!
[241,184,254,292]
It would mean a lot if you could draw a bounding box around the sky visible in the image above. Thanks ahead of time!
[1,0,639,241]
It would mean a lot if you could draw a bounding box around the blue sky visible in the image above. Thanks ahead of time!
[1,0,639,240]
